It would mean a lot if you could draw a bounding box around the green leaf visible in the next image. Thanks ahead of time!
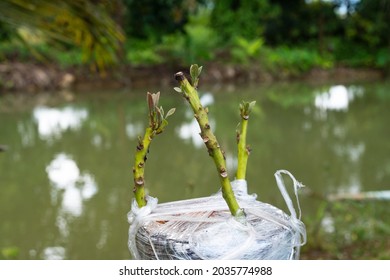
[198,66,203,76]
[158,106,164,119]
[190,64,199,81]
[166,108,176,118]
[248,101,256,112]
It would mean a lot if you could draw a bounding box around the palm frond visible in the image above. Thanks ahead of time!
[0,0,125,70]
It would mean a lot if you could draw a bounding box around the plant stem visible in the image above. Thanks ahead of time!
[236,118,249,180]
[133,127,154,208]
[132,92,175,208]
[174,71,244,218]
[236,100,255,180]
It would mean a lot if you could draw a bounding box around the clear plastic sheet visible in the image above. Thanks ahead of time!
[128,170,306,260]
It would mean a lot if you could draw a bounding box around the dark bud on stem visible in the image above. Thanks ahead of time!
[220,168,228,178]
[174,72,185,82]
[135,177,144,186]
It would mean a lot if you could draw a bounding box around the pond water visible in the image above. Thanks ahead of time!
[1,80,389,259]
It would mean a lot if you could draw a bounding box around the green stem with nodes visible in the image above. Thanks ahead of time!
[236,101,256,180]
[133,127,154,207]
[174,66,244,218]
[133,92,175,208]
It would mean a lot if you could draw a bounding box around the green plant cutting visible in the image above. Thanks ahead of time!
[129,64,306,260]
[133,64,255,219]
[132,92,175,208]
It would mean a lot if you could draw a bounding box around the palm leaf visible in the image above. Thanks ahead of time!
[0,0,125,70]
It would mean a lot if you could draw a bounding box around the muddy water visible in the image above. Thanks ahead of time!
[0,80,389,259]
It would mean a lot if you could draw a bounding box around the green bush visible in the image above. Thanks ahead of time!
[157,8,219,65]
[125,40,164,66]
[184,23,218,63]
[262,46,333,75]
[0,41,84,67]
[230,36,264,64]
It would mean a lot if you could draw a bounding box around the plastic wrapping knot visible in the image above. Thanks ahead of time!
[128,170,306,260]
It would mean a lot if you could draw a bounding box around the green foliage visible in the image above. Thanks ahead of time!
[331,0,390,70]
[0,40,84,67]
[231,36,264,64]
[147,92,175,134]
[333,39,375,67]
[376,48,390,69]
[184,23,217,63]
[0,21,11,41]
[210,0,277,41]
[1,0,388,72]
[1,247,19,260]
[190,64,203,88]
[182,9,218,64]
[123,0,196,40]
[305,200,390,259]
[263,46,333,75]
[125,40,164,66]
[264,0,339,46]
[239,100,256,120]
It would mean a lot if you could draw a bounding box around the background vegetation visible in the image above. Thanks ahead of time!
[0,0,389,75]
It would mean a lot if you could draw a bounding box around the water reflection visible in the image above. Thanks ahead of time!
[46,153,98,217]
[315,85,351,111]
[42,246,66,260]
[177,119,203,147]
[177,92,216,148]
[310,85,371,196]
[199,92,214,107]
[44,153,98,259]
[314,85,364,119]
[125,121,144,139]
[33,106,88,141]
[1,81,389,259]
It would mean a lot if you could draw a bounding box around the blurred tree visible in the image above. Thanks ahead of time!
[262,0,306,45]
[263,0,340,48]
[353,0,390,48]
[305,1,341,54]
[0,0,125,70]
[210,0,278,42]
[334,0,390,68]
[0,21,11,41]
[123,0,203,41]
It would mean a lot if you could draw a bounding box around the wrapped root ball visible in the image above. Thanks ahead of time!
[128,171,306,260]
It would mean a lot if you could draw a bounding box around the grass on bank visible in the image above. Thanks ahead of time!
[0,34,387,76]
[302,199,390,259]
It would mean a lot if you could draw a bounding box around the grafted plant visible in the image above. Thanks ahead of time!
[174,64,244,218]
[133,92,175,207]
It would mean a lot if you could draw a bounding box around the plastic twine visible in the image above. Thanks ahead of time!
[127,196,158,259]
[274,169,306,247]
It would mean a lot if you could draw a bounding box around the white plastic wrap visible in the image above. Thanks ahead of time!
[128,170,306,260]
